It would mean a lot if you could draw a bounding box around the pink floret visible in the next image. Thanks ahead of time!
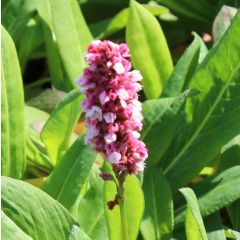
[77,40,148,174]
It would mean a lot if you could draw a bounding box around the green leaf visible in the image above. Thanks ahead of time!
[1,0,40,43]
[38,0,92,91]
[26,88,66,113]
[141,93,186,166]
[204,212,226,240]
[42,135,96,210]
[163,33,208,97]
[24,106,53,169]
[18,17,44,72]
[1,176,91,240]
[1,211,33,240]
[1,26,26,178]
[227,199,240,231]
[77,165,108,240]
[41,89,84,165]
[99,4,169,38]
[180,188,208,240]
[213,5,238,43]
[141,168,173,240]
[126,0,173,99]
[163,11,240,191]
[175,166,240,229]
[104,174,144,240]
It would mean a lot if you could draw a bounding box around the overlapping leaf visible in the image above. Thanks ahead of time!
[163,11,240,191]
[1,177,90,240]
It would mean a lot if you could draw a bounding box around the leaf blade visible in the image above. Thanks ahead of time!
[126,0,173,99]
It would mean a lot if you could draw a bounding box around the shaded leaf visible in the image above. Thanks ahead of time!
[204,212,226,240]
[163,33,207,97]
[175,166,240,229]
[141,168,173,240]
[141,93,187,166]
[2,0,40,43]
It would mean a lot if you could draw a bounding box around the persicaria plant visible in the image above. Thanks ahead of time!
[77,40,148,214]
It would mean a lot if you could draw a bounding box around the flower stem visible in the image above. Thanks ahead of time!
[118,175,129,240]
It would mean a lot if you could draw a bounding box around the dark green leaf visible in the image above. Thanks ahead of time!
[204,212,226,240]
[126,0,173,99]
[18,17,44,72]
[1,0,40,43]
[141,168,173,240]
[41,89,83,165]
[1,26,26,178]
[1,176,90,240]
[42,135,96,210]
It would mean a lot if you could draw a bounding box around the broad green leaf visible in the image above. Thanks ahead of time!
[163,33,208,97]
[1,211,33,240]
[126,0,173,99]
[1,176,90,240]
[98,4,169,38]
[141,168,173,240]
[213,5,238,43]
[175,166,240,229]
[163,11,240,191]
[224,228,240,239]
[104,174,144,240]
[204,212,226,240]
[38,0,92,91]
[141,93,186,166]
[41,89,84,165]
[1,26,26,178]
[18,17,44,72]
[77,165,108,240]
[42,135,96,210]
[1,0,40,43]
[180,188,208,240]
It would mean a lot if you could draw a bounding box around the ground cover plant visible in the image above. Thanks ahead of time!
[1,0,240,239]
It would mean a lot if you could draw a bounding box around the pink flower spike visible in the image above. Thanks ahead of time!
[77,40,148,175]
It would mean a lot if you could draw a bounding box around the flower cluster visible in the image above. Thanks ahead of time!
[77,40,148,174]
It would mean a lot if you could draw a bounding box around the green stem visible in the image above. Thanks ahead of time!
[118,175,129,240]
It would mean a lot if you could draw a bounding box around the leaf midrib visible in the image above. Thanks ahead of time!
[164,61,240,174]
